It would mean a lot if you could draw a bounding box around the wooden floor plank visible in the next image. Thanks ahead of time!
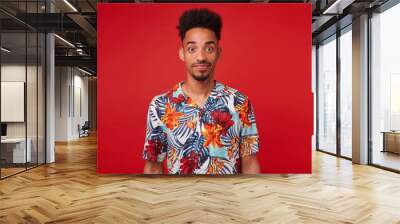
[0,134,399,223]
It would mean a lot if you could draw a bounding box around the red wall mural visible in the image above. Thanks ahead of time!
[98,3,313,174]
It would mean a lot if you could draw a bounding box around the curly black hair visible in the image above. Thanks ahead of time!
[177,8,222,41]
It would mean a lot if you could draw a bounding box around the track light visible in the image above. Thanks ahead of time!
[63,0,78,12]
[54,34,75,48]
[1,47,11,53]
[322,0,354,15]
[78,67,94,76]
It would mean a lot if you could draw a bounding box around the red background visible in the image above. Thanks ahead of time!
[97,3,313,174]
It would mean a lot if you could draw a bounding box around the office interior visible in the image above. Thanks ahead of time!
[0,0,399,223]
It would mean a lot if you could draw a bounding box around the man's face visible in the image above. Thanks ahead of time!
[179,28,221,82]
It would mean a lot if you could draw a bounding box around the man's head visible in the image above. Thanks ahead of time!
[177,8,222,82]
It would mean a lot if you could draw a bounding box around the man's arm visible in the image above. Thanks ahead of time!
[144,161,164,174]
[241,154,260,174]
[142,98,167,174]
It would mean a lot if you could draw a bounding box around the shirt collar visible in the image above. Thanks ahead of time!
[172,80,226,101]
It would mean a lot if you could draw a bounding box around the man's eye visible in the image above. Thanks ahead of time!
[206,47,214,53]
[188,47,196,53]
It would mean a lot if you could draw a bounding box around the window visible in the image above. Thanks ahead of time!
[370,2,400,171]
[339,28,352,158]
[317,35,337,154]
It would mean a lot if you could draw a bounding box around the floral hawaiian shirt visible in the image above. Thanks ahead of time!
[143,80,260,174]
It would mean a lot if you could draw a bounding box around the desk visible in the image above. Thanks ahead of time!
[382,131,400,154]
[1,138,31,163]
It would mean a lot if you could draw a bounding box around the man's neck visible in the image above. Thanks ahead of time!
[181,77,215,108]
[182,78,215,98]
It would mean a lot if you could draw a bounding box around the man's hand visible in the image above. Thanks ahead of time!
[143,161,164,174]
[241,154,260,174]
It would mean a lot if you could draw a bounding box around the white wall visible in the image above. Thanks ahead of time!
[1,65,26,136]
[55,66,69,141]
[1,64,40,137]
[72,73,89,138]
[55,66,89,141]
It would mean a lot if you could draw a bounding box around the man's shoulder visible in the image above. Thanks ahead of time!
[220,83,250,102]
[149,92,170,107]
[148,83,179,107]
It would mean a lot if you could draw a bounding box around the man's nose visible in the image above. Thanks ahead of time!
[196,49,206,62]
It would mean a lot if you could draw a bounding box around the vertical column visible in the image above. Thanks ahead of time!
[337,30,341,156]
[46,0,55,163]
[352,14,369,164]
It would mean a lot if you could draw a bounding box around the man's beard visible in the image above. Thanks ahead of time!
[190,61,213,82]
[191,71,210,82]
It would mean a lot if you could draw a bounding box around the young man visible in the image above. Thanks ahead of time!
[143,8,260,174]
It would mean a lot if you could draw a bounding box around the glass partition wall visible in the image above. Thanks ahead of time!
[316,0,400,173]
[317,35,337,155]
[370,3,400,172]
[0,1,46,179]
[339,27,352,159]
[316,26,353,159]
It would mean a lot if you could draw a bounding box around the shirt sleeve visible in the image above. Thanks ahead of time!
[142,99,167,163]
[239,98,260,157]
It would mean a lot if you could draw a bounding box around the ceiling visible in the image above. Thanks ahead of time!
[0,0,392,75]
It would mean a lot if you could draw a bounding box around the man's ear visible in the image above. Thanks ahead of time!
[217,47,222,58]
[179,48,184,61]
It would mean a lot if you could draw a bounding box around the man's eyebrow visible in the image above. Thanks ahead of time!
[185,41,196,46]
[184,41,216,46]
[205,41,216,45]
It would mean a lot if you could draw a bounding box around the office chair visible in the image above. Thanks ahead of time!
[79,121,90,138]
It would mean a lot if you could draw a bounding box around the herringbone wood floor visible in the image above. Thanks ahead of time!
[0,134,400,224]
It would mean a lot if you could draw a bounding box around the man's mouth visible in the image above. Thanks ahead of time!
[193,64,210,70]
